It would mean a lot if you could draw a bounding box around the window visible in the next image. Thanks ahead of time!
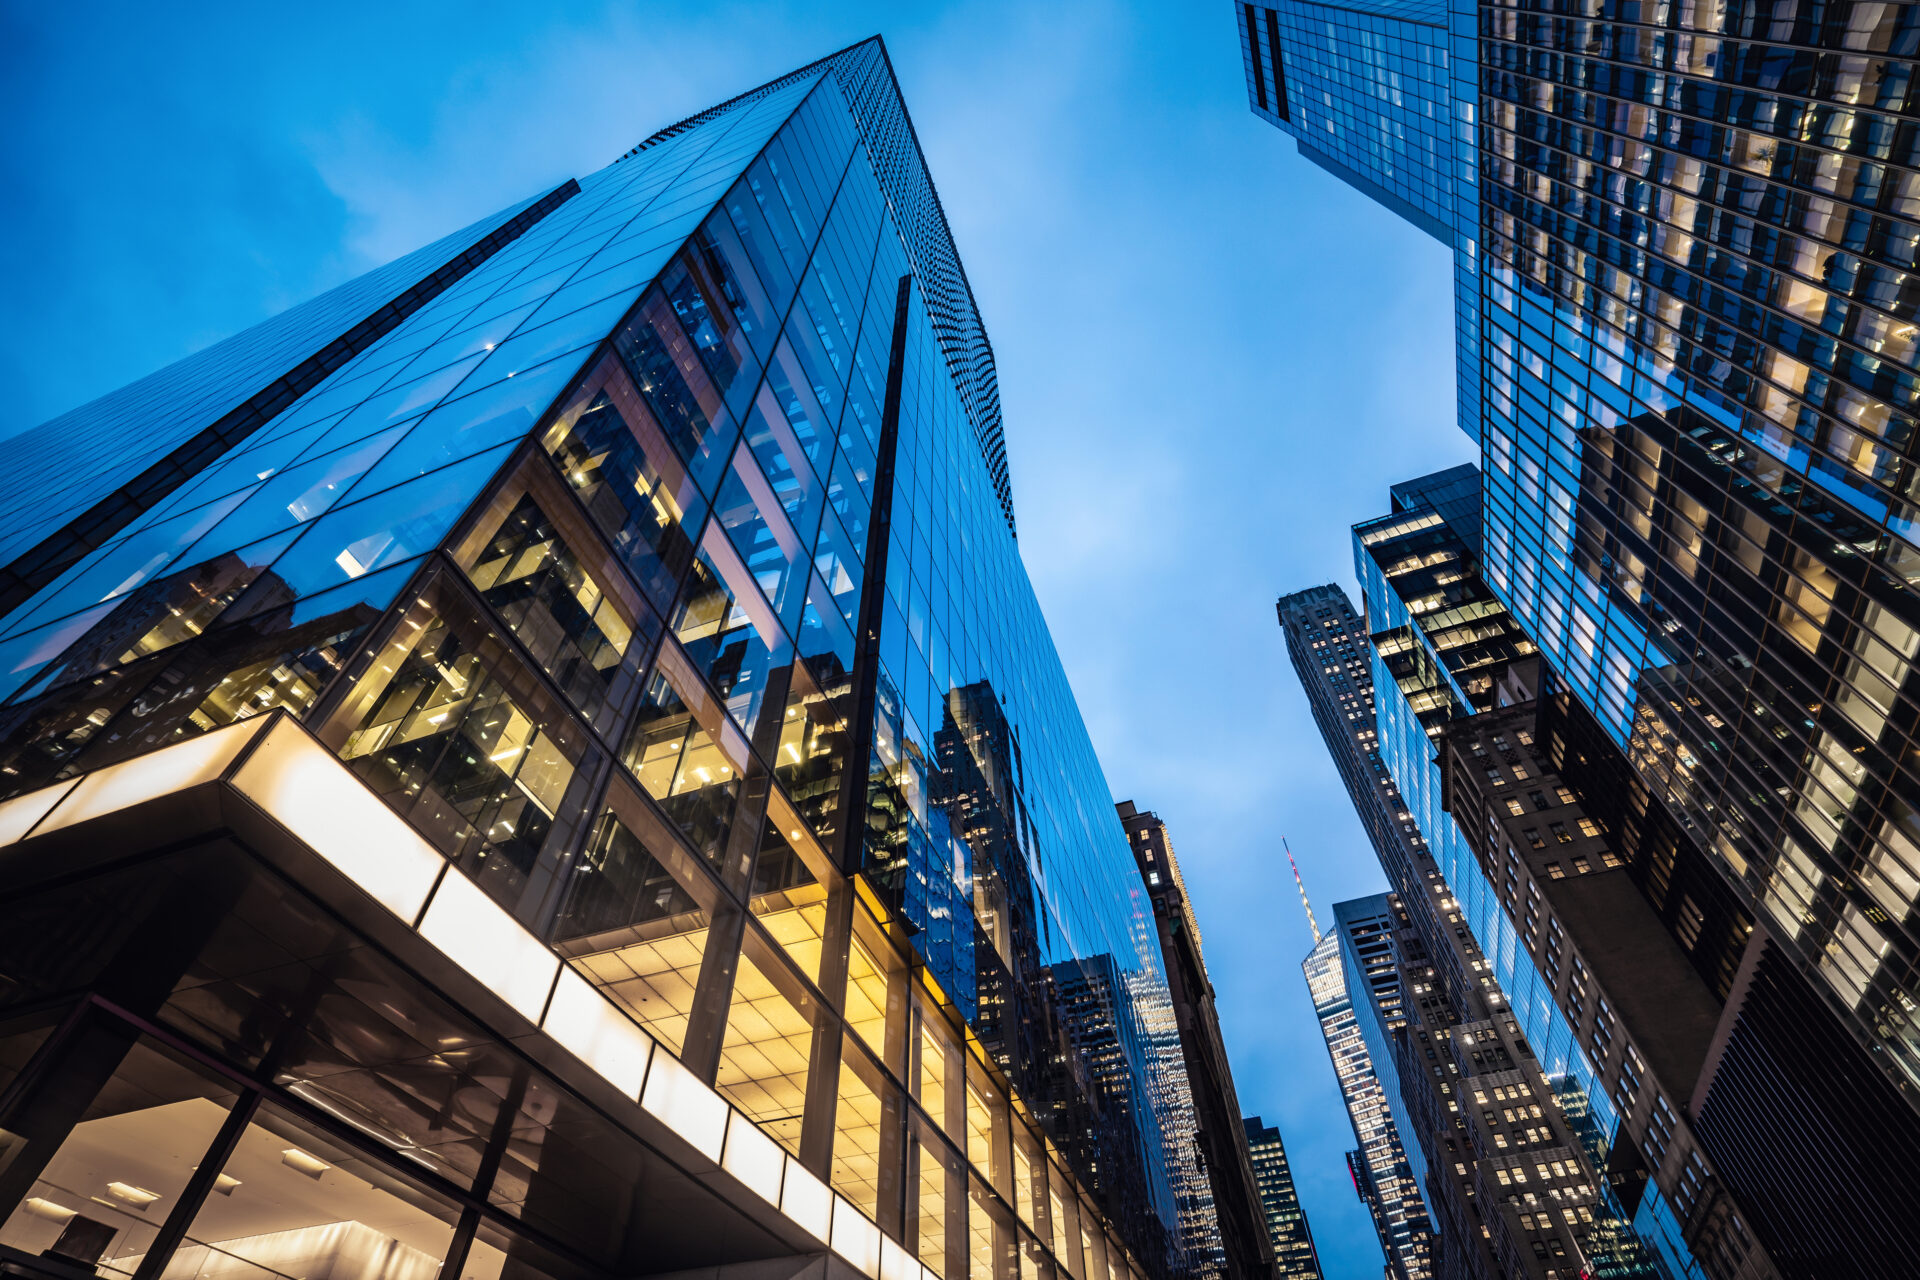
[0,1035,244,1277]
[172,1102,461,1280]
[331,575,592,913]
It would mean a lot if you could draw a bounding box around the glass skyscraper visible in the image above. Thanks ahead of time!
[0,38,1193,1280]
[1250,1,1920,1273]
[1301,927,1433,1280]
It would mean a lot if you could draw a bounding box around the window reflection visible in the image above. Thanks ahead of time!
[465,493,651,731]
[832,1051,885,1218]
[914,1125,960,1276]
[749,820,828,984]
[0,559,403,797]
[671,530,791,743]
[621,639,748,867]
[539,352,703,613]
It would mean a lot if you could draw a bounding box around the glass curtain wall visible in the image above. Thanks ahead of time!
[0,40,1174,1280]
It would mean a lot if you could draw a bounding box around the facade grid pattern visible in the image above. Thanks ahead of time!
[0,37,1188,1280]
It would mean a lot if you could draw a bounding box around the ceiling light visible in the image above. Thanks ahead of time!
[281,1148,331,1178]
[22,1199,75,1223]
[212,1175,242,1196]
[105,1182,160,1209]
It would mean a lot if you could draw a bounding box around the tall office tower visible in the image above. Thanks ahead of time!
[1302,922,1434,1280]
[1245,1,1920,1271]
[1333,890,1650,1280]
[1283,551,1628,1278]
[0,38,1189,1280]
[1277,587,1438,1278]
[1436,668,1775,1272]
[1116,801,1278,1280]
[1275,585,1427,892]
[1351,476,1718,1278]
[1241,1119,1324,1280]
[1281,471,1687,1276]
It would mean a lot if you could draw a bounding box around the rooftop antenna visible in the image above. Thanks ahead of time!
[1285,837,1321,944]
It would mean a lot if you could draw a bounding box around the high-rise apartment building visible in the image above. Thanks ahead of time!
[1247,0,1920,1271]
[1241,1119,1323,1280]
[0,38,1192,1280]
[1116,802,1278,1280]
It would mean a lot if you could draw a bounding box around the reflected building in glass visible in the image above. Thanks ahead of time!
[1248,0,1920,1271]
[0,37,1190,1280]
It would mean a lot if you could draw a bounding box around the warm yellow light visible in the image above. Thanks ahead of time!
[39,718,264,835]
[104,1182,159,1209]
[880,1233,916,1280]
[21,1199,75,1222]
[0,779,77,846]
[281,1147,330,1177]
[780,1155,833,1242]
[721,1111,785,1206]
[831,1196,882,1279]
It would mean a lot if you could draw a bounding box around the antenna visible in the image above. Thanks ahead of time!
[1285,838,1321,944]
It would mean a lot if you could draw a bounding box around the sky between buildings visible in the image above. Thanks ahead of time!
[0,3,1474,1273]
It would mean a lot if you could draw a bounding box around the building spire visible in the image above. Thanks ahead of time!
[1285,838,1321,944]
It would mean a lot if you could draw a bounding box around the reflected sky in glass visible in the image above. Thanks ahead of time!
[0,5,1475,1274]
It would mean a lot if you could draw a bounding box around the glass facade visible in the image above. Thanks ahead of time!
[1251,0,1920,1271]
[1117,803,1278,1280]
[0,36,1188,1280]
[1353,480,1683,1279]
[1239,0,1463,242]
[1302,926,1433,1280]
[1253,0,1920,1109]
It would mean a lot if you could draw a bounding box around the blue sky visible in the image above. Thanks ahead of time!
[1,3,1473,1274]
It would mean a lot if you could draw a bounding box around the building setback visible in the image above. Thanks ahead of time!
[0,37,1194,1280]
[1246,0,1920,1270]
[1242,1118,1323,1280]
[1117,801,1280,1280]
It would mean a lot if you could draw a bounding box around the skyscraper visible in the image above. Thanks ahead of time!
[1277,587,1435,1279]
[1247,1,1920,1271]
[0,38,1188,1280]
[1242,1118,1324,1280]
[1117,801,1279,1280]
[1332,480,1670,1278]
[1301,925,1434,1280]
